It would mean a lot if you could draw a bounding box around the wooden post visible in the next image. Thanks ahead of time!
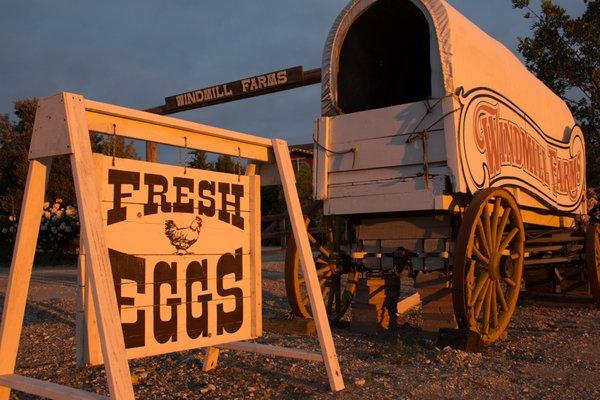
[0,158,51,400]
[145,142,158,163]
[76,248,86,366]
[202,347,221,372]
[66,94,135,399]
[272,139,345,392]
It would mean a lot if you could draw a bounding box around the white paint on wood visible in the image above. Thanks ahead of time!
[28,93,75,159]
[247,165,262,338]
[326,130,446,173]
[220,342,323,363]
[202,347,220,372]
[0,374,107,400]
[325,176,447,216]
[84,101,272,162]
[65,93,136,399]
[272,139,345,392]
[313,118,330,200]
[328,175,445,199]
[328,164,450,186]
[328,100,445,144]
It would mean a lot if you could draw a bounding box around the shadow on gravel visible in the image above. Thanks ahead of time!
[0,293,75,328]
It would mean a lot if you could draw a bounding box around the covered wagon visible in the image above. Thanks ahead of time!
[284,0,596,344]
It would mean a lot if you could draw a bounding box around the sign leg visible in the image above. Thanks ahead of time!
[66,93,135,399]
[0,158,51,400]
[202,347,220,372]
[272,139,345,392]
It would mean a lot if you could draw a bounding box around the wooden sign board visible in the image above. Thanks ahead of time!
[162,66,304,113]
[91,154,261,360]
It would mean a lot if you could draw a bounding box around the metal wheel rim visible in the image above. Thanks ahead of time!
[453,187,525,344]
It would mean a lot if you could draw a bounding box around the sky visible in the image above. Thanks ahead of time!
[0,0,586,162]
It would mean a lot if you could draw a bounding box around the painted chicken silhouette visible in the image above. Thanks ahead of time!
[164,216,202,254]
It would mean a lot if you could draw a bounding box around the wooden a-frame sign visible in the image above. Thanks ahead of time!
[0,92,345,399]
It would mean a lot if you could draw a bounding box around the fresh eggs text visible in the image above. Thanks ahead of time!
[106,169,245,229]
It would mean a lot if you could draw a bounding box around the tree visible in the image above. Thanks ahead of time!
[0,98,139,216]
[512,0,600,185]
[91,133,139,161]
[0,100,31,215]
[188,150,214,170]
[214,154,242,174]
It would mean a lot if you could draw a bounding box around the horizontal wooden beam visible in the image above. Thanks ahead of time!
[219,341,323,362]
[0,374,107,400]
[397,292,421,315]
[84,98,274,162]
[147,66,321,115]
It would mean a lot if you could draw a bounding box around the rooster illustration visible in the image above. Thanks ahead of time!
[164,216,202,254]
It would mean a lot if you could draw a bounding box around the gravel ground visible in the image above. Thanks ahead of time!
[1,261,599,400]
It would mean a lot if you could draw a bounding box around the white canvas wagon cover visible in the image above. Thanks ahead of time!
[319,0,585,214]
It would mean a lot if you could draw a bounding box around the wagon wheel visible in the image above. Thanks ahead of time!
[452,187,525,344]
[586,223,600,303]
[284,219,359,323]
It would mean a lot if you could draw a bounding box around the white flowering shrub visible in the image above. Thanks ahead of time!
[0,199,80,262]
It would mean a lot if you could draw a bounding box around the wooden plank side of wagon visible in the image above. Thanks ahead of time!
[328,100,445,144]
[328,164,450,186]
[326,130,446,173]
[328,175,445,198]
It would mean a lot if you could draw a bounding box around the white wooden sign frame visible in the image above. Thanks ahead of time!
[0,92,344,400]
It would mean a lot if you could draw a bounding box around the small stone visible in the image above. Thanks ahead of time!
[200,384,216,394]
[130,374,139,385]
[355,378,366,386]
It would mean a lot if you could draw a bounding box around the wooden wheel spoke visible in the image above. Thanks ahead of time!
[472,246,489,266]
[317,245,330,259]
[334,277,342,314]
[474,280,490,319]
[490,197,502,247]
[307,231,316,244]
[469,271,489,307]
[482,204,493,251]
[504,277,516,287]
[466,260,476,290]
[496,208,511,247]
[476,220,491,257]
[499,227,519,253]
[491,281,499,328]
[325,285,334,313]
[298,266,332,285]
[496,282,508,311]
[316,265,332,275]
[482,282,492,334]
